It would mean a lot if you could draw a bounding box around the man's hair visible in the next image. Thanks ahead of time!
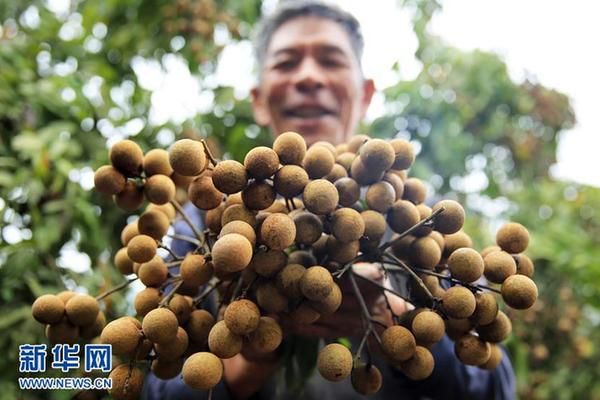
[253,1,365,73]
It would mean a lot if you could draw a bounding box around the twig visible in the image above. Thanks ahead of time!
[353,326,372,363]
[379,206,445,252]
[382,253,435,306]
[200,139,219,167]
[238,275,258,299]
[96,277,138,301]
[348,272,382,345]
[352,271,412,304]
[159,244,180,260]
[192,280,223,307]
[170,199,204,241]
[167,233,202,247]
[166,260,183,268]
[158,279,184,307]
[332,254,365,279]
[409,266,502,295]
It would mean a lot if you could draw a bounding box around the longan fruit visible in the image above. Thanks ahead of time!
[188,175,223,210]
[303,145,335,179]
[469,292,498,326]
[312,141,337,157]
[497,222,529,254]
[211,233,253,273]
[224,299,260,335]
[242,180,276,211]
[46,318,79,344]
[359,138,395,172]
[401,179,427,205]
[483,250,516,283]
[138,256,168,287]
[145,173,176,205]
[127,234,157,263]
[324,163,348,182]
[381,325,416,362]
[212,160,248,194]
[114,180,144,211]
[390,234,415,259]
[264,200,288,214]
[220,220,256,247]
[221,204,256,228]
[429,231,445,251]
[331,207,365,243]
[101,317,141,357]
[65,294,99,326]
[261,213,296,250]
[303,179,339,215]
[309,282,342,315]
[288,250,317,267]
[169,139,206,176]
[442,286,476,319]
[208,320,243,359]
[143,148,173,177]
[383,172,405,200]
[448,248,484,283]
[276,264,306,300]
[108,364,144,400]
[244,146,279,180]
[246,316,282,354]
[455,333,491,366]
[168,294,193,325]
[273,165,309,197]
[114,247,133,275]
[289,302,321,324]
[317,343,352,382]
[171,171,194,189]
[138,209,170,240]
[121,221,139,246]
[32,294,65,324]
[80,310,106,340]
[390,138,415,170]
[147,202,176,221]
[445,317,473,341]
[387,200,420,234]
[249,249,287,278]
[56,290,76,305]
[501,274,538,309]
[361,210,387,243]
[186,309,215,344]
[476,310,512,343]
[155,326,189,361]
[293,211,323,245]
[413,204,433,237]
[273,131,306,165]
[350,157,384,186]
[256,282,288,313]
[134,287,160,317]
[300,266,333,300]
[110,140,143,177]
[479,344,503,370]
[327,236,360,264]
[410,236,442,270]
[366,181,396,213]
[312,234,329,260]
[225,192,244,207]
[180,254,212,287]
[351,364,382,395]
[142,307,179,344]
[334,177,360,207]
[400,346,434,380]
[336,152,356,171]
[432,200,465,234]
[443,231,473,258]
[182,352,223,390]
[94,165,126,195]
[412,310,445,343]
[204,203,224,233]
[151,358,184,380]
[347,134,370,153]
[513,254,534,277]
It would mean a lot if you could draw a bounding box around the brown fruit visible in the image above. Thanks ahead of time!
[168,294,193,325]
[390,139,415,170]
[256,282,288,313]
[442,286,476,319]
[383,172,405,200]
[244,146,279,180]
[445,317,474,341]
[448,247,484,283]
[402,178,427,204]
[127,234,157,263]
[221,204,256,228]
[186,309,215,344]
[225,299,261,335]
[293,211,323,245]
[359,138,395,172]
[350,157,384,185]
[155,326,189,361]
[101,317,141,357]
[317,343,353,382]
[138,256,168,287]
[455,333,491,365]
[249,249,287,278]
[288,250,317,267]
[120,221,139,246]
[361,210,387,243]
[152,358,184,380]
[484,250,516,283]
[513,254,534,277]
[46,318,79,344]
[496,222,529,254]
[476,311,512,343]
[246,316,282,353]
[144,174,176,205]
[212,160,247,194]
[443,231,473,258]
[273,165,309,197]
[400,346,434,380]
[273,131,306,165]
[351,364,382,395]
[32,294,65,324]
[180,254,212,287]
[346,134,370,152]
[261,213,296,250]
[324,163,348,182]
[366,181,396,213]
[304,144,335,179]
[327,236,360,264]
[182,352,223,390]
[211,233,253,273]
[110,140,143,177]
[412,310,445,343]
[94,165,126,195]
[303,179,339,215]
[146,203,176,222]
[168,139,206,176]
[381,325,416,362]
[206,203,225,233]
[114,180,144,211]
[432,200,465,234]
[289,302,321,324]
[309,282,342,315]
[138,209,170,240]
[480,344,503,370]
[331,207,365,243]
[276,264,306,300]
[410,236,442,270]
[501,274,538,309]
[300,266,333,300]
[143,148,173,176]
[80,311,106,340]
[469,292,498,326]
[134,288,160,317]
[65,294,99,326]
[334,177,360,207]
[413,204,433,237]
[188,175,223,210]
[336,152,356,171]
[208,320,243,359]
[242,181,276,210]
[480,245,501,258]
[108,364,144,400]
[220,221,256,247]
[387,200,420,234]
[142,308,179,344]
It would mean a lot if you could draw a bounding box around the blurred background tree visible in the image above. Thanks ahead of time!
[1,0,598,399]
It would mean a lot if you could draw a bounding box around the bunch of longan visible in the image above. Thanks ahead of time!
[31,132,539,398]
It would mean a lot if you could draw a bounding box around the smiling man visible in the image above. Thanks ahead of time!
[144,2,516,399]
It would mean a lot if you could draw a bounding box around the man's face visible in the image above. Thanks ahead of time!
[251,16,375,146]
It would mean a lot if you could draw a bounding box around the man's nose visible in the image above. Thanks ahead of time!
[293,57,325,93]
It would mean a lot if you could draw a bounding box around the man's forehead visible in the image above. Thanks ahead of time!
[266,16,355,59]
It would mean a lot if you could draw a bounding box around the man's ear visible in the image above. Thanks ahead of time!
[251,87,271,126]
[359,78,376,119]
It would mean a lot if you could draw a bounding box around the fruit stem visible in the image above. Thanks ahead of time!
[166,233,202,247]
[192,279,223,307]
[382,253,435,306]
[201,139,219,167]
[158,243,180,260]
[378,206,445,253]
[409,266,502,295]
[95,277,139,301]
[170,199,206,244]
[351,271,412,305]
[158,279,184,307]
[348,271,382,346]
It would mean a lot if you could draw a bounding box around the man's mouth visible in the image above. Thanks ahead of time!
[283,106,335,119]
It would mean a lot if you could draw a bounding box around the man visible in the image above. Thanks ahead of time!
[144,1,516,399]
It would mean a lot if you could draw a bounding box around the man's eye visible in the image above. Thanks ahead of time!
[321,58,344,68]
[273,60,296,70]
